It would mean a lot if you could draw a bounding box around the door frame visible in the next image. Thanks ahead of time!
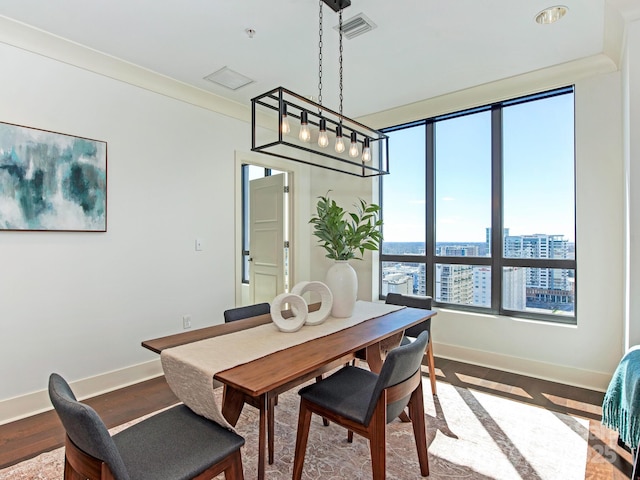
[234,151,312,307]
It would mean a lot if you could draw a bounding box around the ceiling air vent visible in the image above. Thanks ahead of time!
[204,66,254,90]
[335,13,377,40]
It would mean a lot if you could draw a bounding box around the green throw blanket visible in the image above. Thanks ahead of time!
[602,346,640,448]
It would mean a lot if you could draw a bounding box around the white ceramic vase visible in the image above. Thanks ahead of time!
[325,260,357,318]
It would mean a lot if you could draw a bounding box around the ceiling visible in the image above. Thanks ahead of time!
[0,0,638,118]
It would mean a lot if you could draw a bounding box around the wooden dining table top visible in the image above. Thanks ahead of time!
[142,305,436,398]
[216,306,435,397]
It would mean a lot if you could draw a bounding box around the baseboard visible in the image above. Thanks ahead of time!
[0,359,163,426]
[435,342,611,392]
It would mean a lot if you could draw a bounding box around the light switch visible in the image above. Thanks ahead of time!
[195,238,203,251]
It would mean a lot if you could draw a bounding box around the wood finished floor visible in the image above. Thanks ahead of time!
[0,357,632,479]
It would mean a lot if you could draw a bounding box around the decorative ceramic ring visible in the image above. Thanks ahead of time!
[290,281,333,326]
[270,293,308,333]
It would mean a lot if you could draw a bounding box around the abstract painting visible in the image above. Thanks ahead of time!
[0,122,107,231]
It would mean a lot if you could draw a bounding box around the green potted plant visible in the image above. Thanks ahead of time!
[309,192,383,317]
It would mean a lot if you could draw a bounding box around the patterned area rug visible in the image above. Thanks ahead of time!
[0,376,588,479]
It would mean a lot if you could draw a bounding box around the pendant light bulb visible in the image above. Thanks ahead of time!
[299,110,311,142]
[280,103,290,135]
[349,131,359,158]
[335,124,345,153]
[318,118,329,148]
[362,137,371,162]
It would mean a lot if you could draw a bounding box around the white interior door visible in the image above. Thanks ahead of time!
[249,173,287,304]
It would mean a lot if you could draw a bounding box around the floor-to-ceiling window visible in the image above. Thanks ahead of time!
[380,86,576,323]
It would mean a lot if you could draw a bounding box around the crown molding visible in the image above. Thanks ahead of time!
[0,15,251,123]
[358,54,617,129]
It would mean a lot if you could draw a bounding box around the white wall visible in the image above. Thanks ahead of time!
[624,17,640,347]
[0,41,250,421]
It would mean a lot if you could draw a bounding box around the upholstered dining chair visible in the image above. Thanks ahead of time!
[385,292,437,396]
[223,302,271,323]
[292,331,430,480]
[48,373,245,480]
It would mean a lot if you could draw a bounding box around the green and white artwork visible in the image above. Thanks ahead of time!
[0,122,107,231]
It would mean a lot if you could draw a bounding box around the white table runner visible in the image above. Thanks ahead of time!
[160,301,403,429]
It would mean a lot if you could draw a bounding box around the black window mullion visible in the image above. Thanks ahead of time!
[491,105,503,313]
[503,258,575,269]
[425,121,436,298]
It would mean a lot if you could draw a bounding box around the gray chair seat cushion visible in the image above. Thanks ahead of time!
[113,405,245,480]
[299,366,378,425]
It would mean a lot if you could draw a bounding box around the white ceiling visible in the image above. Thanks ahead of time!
[0,0,637,118]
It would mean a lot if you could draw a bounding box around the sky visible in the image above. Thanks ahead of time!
[382,92,575,244]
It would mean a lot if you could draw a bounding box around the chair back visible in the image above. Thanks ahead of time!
[363,331,429,425]
[224,302,271,323]
[48,373,130,480]
[385,293,432,339]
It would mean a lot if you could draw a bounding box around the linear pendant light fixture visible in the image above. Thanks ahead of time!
[251,0,389,178]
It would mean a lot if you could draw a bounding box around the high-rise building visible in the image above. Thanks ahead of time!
[504,233,570,290]
[435,264,473,304]
[437,245,480,257]
[502,266,527,310]
[473,266,491,307]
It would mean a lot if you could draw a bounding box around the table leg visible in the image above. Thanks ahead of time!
[223,387,274,480]
[268,395,276,464]
[366,332,403,373]
[258,394,267,480]
[221,386,245,426]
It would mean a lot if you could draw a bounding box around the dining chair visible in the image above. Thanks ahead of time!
[385,292,437,396]
[48,373,245,480]
[292,331,430,480]
[223,302,270,322]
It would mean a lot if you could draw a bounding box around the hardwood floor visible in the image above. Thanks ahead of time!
[0,376,179,469]
[0,357,632,479]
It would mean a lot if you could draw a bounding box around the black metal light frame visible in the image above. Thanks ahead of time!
[322,0,351,12]
[251,86,389,178]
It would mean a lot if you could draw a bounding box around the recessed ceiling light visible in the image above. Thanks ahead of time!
[535,6,568,24]
[203,66,254,90]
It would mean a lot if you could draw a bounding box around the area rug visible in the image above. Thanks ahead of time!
[0,377,589,479]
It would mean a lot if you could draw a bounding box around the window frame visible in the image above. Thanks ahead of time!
[379,86,577,324]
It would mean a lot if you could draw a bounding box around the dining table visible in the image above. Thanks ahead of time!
[141,300,436,480]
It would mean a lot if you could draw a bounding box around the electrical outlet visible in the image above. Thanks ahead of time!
[182,315,192,329]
